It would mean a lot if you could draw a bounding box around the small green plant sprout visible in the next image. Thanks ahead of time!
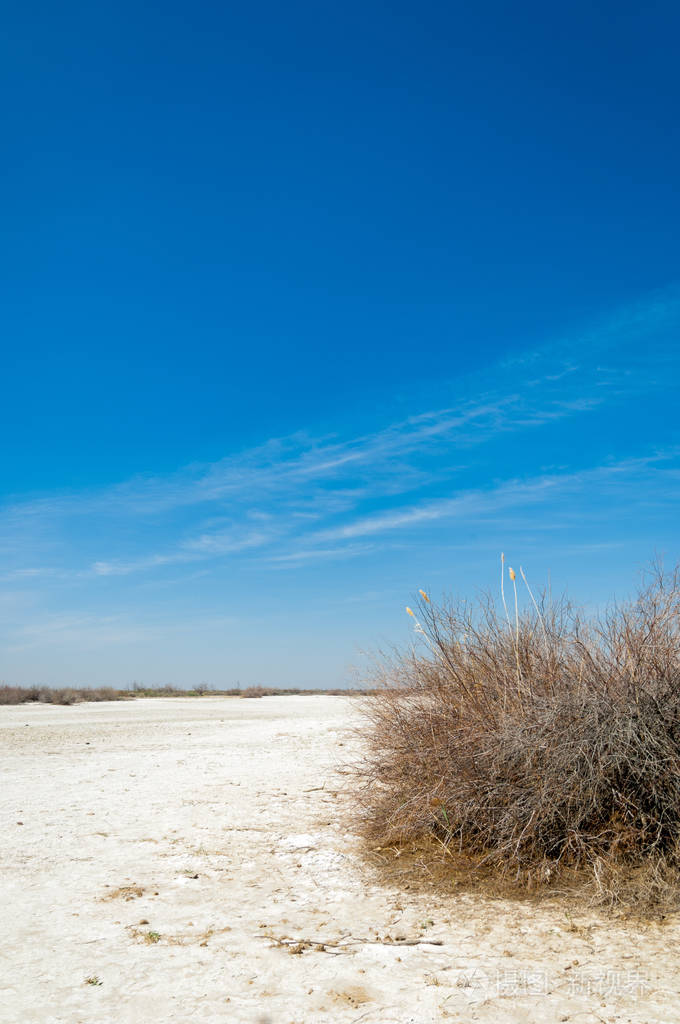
[146,931,161,944]
[84,976,102,986]
[429,796,451,830]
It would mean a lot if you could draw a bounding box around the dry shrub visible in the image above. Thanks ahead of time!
[355,562,680,910]
[0,685,38,705]
[0,685,132,705]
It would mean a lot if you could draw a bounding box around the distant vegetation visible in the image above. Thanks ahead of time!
[0,685,130,706]
[0,683,367,705]
[355,560,680,911]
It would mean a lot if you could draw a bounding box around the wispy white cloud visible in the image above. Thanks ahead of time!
[1,290,678,583]
[91,528,274,576]
[309,452,680,544]
[267,543,378,568]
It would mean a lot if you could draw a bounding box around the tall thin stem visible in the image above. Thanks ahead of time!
[520,565,549,654]
[501,552,511,631]
[510,567,521,693]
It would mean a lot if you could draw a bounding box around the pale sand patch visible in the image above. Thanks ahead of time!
[1,695,679,1023]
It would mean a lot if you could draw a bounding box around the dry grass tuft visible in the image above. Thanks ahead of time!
[354,561,680,912]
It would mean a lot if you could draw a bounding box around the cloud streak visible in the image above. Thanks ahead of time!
[1,289,679,582]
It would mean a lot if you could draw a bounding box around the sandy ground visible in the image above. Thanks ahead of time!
[1,696,679,1024]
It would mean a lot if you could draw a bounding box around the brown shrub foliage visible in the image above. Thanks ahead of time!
[0,685,130,705]
[355,563,680,908]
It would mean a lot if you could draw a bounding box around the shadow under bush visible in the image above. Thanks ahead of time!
[355,563,680,910]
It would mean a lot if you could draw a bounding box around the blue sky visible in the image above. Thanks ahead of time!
[2,1,679,687]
